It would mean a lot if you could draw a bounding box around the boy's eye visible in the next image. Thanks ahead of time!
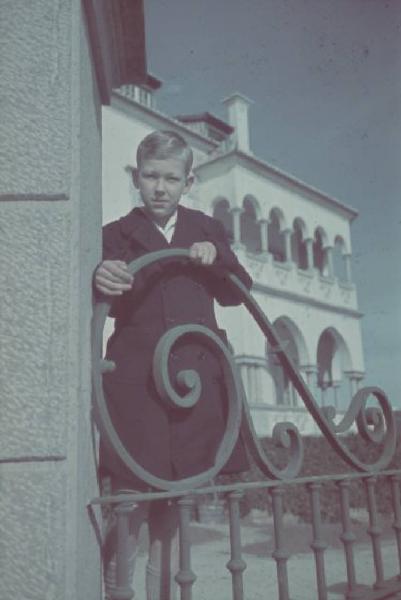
[167,177,180,182]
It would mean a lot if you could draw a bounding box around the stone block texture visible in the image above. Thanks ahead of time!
[0,462,66,600]
[0,1,103,598]
[0,203,71,459]
[0,0,72,197]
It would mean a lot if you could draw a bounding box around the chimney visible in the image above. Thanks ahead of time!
[222,93,253,153]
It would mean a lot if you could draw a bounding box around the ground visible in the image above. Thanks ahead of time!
[131,509,401,600]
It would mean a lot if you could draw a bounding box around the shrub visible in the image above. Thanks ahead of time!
[216,432,401,523]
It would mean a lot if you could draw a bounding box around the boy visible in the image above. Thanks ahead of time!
[95,130,252,599]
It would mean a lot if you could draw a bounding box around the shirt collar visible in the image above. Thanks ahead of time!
[154,210,177,233]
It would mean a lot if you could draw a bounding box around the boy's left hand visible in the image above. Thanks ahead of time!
[189,241,217,265]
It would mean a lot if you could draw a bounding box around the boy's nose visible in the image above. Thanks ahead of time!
[155,178,166,193]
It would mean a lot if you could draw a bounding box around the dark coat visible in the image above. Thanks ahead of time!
[99,205,252,486]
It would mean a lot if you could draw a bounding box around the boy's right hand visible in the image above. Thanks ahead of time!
[94,260,134,296]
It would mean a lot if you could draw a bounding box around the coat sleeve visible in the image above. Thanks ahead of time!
[204,217,253,306]
[93,220,131,316]
[102,220,129,261]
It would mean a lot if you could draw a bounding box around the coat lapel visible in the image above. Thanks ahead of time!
[119,205,204,257]
[120,207,170,253]
[171,205,203,248]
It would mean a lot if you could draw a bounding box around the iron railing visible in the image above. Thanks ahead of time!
[90,249,401,600]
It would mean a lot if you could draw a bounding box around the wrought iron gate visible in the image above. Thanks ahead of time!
[90,249,401,600]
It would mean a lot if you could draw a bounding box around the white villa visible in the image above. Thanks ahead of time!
[102,76,365,436]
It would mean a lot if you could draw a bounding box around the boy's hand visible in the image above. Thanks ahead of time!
[189,241,217,265]
[95,260,134,296]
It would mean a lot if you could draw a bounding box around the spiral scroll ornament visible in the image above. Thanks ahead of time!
[92,250,245,491]
[92,249,396,492]
[228,273,396,473]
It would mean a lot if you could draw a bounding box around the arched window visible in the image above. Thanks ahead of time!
[240,196,261,253]
[268,210,285,262]
[213,198,233,242]
[333,236,347,281]
[291,219,308,269]
[317,331,336,387]
[268,317,308,407]
[316,328,352,409]
[313,228,325,274]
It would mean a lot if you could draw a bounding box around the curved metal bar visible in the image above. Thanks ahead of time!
[240,374,304,480]
[226,272,396,472]
[92,249,396,493]
[92,250,243,491]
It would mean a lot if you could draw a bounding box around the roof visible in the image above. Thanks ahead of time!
[83,0,147,104]
[175,112,234,135]
[195,149,359,221]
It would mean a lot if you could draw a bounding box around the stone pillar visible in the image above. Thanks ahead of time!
[255,365,264,404]
[0,3,105,598]
[301,365,316,388]
[349,376,358,397]
[283,228,293,263]
[301,364,319,402]
[344,253,353,283]
[253,365,259,403]
[324,246,334,278]
[320,383,329,407]
[259,218,270,255]
[305,238,314,270]
[345,371,364,398]
[240,364,249,399]
[331,381,341,410]
[290,382,298,407]
[231,207,243,247]
[247,365,256,404]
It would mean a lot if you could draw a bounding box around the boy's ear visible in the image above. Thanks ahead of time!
[183,174,194,194]
[131,167,139,189]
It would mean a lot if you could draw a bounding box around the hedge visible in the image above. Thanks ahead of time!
[215,432,401,523]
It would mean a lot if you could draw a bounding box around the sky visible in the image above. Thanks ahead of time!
[144,0,401,407]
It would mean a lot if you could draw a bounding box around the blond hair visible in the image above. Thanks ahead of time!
[136,130,193,175]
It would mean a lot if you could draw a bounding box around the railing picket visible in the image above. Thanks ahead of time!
[390,475,401,579]
[307,482,328,600]
[175,496,196,600]
[226,491,247,600]
[112,501,136,600]
[337,479,360,599]
[270,486,291,600]
[365,476,385,589]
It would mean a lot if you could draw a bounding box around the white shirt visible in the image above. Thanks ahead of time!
[153,210,177,243]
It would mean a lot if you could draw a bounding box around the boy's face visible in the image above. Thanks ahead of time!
[132,157,193,226]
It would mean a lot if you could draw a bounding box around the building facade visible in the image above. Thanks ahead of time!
[102,81,365,436]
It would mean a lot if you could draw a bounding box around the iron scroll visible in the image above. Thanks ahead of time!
[91,249,396,491]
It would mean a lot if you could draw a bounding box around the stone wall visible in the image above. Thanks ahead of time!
[0,2,102,598]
